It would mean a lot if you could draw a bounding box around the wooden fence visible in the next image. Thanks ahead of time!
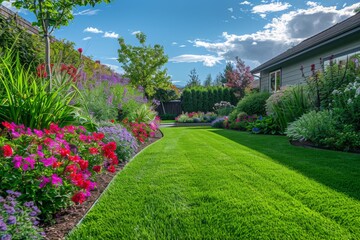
[0,5,39,35]
[155,100,182,116]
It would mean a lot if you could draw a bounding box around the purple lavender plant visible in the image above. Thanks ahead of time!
[0,190,44,239]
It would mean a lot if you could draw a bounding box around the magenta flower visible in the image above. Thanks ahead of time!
[41,156,56,167]
[51,174,63,187]
[12,155,23,169]
[39,176,50,188]
[33,129,44,137]
[23,157,35,171]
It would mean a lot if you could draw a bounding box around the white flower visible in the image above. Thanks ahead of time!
[332,90,340,95]
[347,98,353,104]
[355,87,360,98]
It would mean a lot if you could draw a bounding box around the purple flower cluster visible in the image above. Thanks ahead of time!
[0,190,44,239]
[98,124,138,161]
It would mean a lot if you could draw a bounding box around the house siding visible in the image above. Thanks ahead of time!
[260,33,360,92]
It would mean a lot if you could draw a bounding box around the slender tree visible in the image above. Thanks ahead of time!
[186,68,201,88]
[4,0,112,89]
[118,32,171,97]
[203,74,212,87]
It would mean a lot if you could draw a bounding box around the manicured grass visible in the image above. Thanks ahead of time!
[68,127,360,239]
[161,120,176,124]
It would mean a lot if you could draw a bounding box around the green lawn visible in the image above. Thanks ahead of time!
[160,120,176,124]
[68,127,360,239]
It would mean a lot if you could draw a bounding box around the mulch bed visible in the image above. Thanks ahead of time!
[42,130,163,240]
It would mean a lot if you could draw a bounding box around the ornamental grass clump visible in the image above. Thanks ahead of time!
[0,122,118,222]
[0,190,44,239]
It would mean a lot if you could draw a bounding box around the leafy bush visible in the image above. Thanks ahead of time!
[175,112,217,123]
[0,122,118,222]
[158,113,177,120]
[285,110,337,144]
[213,101,235,116]
[229,92,270,123]
[246,115,282,135]
[266,85,313,132]
[229,113,257,131]
[97,122,138,161]
[331,78,360,131]
[0,190,44,239]
[320,124,360,151]
[211,117,226,128]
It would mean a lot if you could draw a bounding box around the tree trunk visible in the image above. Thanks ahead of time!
[44,18,52,91]
[161,101,166,114]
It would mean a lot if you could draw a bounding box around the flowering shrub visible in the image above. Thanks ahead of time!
[36,63,80,82]
[211,117,226,128]
[175,112,217,123]
[98,123,138,161]
[0,122,118,222]
[246,115,281,135]
[0,190,44,239]
[122,116,160,144]
[229,113,257,131]
[213,101,235,116]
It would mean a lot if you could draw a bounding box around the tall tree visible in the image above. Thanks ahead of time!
[225,57,254,99]
[186,68,201,88]
[5,0,111,89]
[118,32,171,97]
[203,74,212,87]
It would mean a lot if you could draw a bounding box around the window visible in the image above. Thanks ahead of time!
[269,69,281,91]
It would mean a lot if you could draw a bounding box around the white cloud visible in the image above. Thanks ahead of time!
[179,45,186,48]
[259,13,267,18]
[169,54,223,67]
[240,1,252,6]
[103,64,124,74]
[83,27,103,34]
[306,1,319,8]
[171,80,181,83]
[231,16,237,20]
[191,3,359,67]
[82,37,92,41]
[228,8,233,12]
[106,57,118,60]
[131,30,141,35]
[252,2,291,14]
[172,42,178,45]
[103,31,119,38]
[74,9,100,16]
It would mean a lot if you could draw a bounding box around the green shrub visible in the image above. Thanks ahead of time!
[285,110,337,144]
[246,115,282,135]
[159,113,177,120]
[266,85,313,132]
[320,124,360,151]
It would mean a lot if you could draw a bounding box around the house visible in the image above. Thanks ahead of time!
[251,12,360,92]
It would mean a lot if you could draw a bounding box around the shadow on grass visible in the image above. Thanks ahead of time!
[209,128,360,202]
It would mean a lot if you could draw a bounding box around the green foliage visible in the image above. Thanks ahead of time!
[118,32,171,97]
[285,110,337,144]
[266,85,313,132]
[0,15,43,68]
[158,113,177,120]
[331,78,360,131]
[213,101,234,116]
[247,115,281,135]
[186,68,201,88]
[320,124,360,151]
[128,104,156,123]
[0,49,78,129]
[229,92,270,123]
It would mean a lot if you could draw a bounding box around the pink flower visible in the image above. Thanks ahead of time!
[78,48,83,54]
[51,174,63,187]
[2,145,13,157]
[23,157,35,171]
[41,156,56,167]
[33,129,44,137]
[12,155,22,169]
[39,176,50,188]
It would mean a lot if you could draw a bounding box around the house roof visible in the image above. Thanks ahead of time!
[251,12,360,73]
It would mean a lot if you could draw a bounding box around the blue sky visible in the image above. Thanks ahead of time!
[2,0,360,86]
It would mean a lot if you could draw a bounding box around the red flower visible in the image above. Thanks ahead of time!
[59,148,70,157]
[92,165,101,173]
[71,192,86,204]
[78,48,83,54]
[93,132,105,141]
[2,145,13,157]
[110,119,115,123]
[89,147,99,155]
[107,165,116,173]
[78,159,89,171]
[1,122,14,130]
[52,161,63,169]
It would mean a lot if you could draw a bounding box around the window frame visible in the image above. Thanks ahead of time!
[269,69,282,92]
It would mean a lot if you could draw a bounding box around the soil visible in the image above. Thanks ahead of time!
[42,130,163,240]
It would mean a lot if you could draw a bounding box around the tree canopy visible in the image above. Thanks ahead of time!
[117,32,171,97]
